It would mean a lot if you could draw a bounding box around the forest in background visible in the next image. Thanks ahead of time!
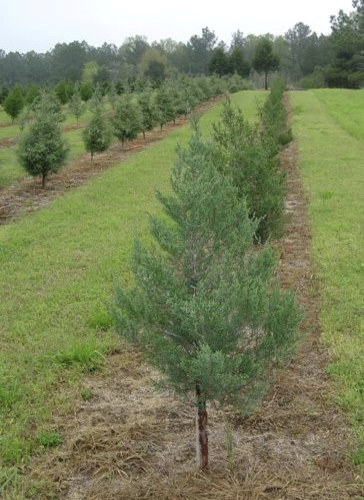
[0,0,363,96]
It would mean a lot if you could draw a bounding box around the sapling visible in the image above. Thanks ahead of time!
[17,94,69,188]
[113,122,300,469]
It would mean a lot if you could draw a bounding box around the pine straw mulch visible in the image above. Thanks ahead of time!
[0,96,221,225]
[24,96,363,499]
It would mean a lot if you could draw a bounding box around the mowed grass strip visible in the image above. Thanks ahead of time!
[0,91,266,483]
[291,90,364,467]
[313,88,364,142]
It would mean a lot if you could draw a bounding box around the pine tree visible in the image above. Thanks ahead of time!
[83,102,112,161]
[212,97,287,241]
[69,86,86,125]
[25,83,41,106]
[138,91,158,138]
[112,96,142,148]
[3,85,24,122]
[17,94,69,188]
[155,85,175,130]
[113,124,300,469]
[253,38,280,90]
[230,46,251,78]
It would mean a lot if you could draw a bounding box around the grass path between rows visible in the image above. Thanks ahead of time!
[291,90,364,467]
[0,90,266,493]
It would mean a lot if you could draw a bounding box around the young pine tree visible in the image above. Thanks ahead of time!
[69,86,86,125]
[83,103,112,161]
[138,91,158,138]
[25,83,41,106]
[113,124,301,470]
[212,97,286,242]
[112,96,142,149]
[155,85,175,130]
[17,94,69,188]
[3,84,24,123]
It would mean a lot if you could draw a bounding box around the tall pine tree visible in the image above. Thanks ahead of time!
[113,123,300,469]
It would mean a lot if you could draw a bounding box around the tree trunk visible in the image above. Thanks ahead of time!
[265,71,268,91]
[195,384,208,470]
[91,152,94,163]
[42,173,46,189]
[143,130,145,139]
[160,123,163,131]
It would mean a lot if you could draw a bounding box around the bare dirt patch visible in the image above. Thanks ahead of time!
[0,97,221,225]
[24,95,363,499]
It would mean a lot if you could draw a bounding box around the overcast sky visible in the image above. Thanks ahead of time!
[1,0,355,53]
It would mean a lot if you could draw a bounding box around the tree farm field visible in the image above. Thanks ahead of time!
[0,88,363,498]
[0,91,266,495]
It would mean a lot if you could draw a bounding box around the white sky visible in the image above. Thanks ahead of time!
[1,0,355,53]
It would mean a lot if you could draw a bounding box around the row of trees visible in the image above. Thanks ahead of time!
[1,1,363,90]
[82,75,249,159]
[113,79,301,469]
[0,70,252,124]
[16,74,248,187]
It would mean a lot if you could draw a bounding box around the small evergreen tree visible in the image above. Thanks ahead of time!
[155,85,175,130]
[138,91,158,138]
[83,103,112,161]
[69,86,86,125]
[25,83,41,106]
[113,124,300,469]
[54,80,71,104]
[112,96,142,149]
[3,85,24,122]
[213,97,286,241]
[32,91,63,119]
[80,81,94,102]
[17,94,69,188]
[253,38,280,90]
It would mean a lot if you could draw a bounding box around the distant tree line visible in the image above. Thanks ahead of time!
[0,0,363,93]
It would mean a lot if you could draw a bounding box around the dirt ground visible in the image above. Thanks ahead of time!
[19,96,364,499]
[0,97,220,225]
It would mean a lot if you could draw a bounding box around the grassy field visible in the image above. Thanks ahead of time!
[0,90,266,495]
[291,89,364,466]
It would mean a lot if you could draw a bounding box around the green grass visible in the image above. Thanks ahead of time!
[291,90,364,468]
[0,90,265,496]
[0,146,24,188]
[313,89,364,141]
[0,107,13,126]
